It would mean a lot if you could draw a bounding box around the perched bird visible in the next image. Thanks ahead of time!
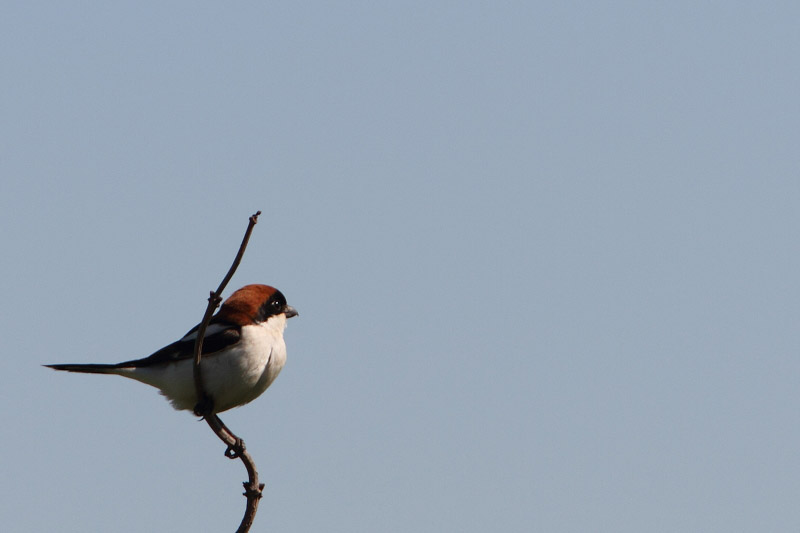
[45,284,297,414]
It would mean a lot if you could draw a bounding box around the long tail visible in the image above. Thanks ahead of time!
[44,363,130,374]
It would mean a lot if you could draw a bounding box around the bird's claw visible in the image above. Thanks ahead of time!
[193,394,215,418]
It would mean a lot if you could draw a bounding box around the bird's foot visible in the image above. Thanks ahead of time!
[193,394,214,418]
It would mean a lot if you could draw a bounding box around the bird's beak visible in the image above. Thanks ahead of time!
[284,305,299,318]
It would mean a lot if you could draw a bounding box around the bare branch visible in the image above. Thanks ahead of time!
[191,211,265,532]
[193,211,262,409]
[205,414,265,533]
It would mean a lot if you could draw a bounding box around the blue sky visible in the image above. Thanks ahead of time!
[3,2,800,531]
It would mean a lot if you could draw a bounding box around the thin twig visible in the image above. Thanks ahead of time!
[205,414,265,533]
[193,211,262,405]
[191,211,264,533]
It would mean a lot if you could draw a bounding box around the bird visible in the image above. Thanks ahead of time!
[45,284,298,414]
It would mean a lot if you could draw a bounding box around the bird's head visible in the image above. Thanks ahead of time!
[217,284,298,325]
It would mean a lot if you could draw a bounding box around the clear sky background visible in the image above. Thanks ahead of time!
[2,2,799,532]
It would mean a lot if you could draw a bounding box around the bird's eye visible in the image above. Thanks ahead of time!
[272,300,281,308]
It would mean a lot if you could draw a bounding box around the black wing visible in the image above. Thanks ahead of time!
[118,321,242,368]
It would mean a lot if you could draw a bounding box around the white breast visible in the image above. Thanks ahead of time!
[121,314,288,413]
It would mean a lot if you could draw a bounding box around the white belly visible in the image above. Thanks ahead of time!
[118,318,287,413]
